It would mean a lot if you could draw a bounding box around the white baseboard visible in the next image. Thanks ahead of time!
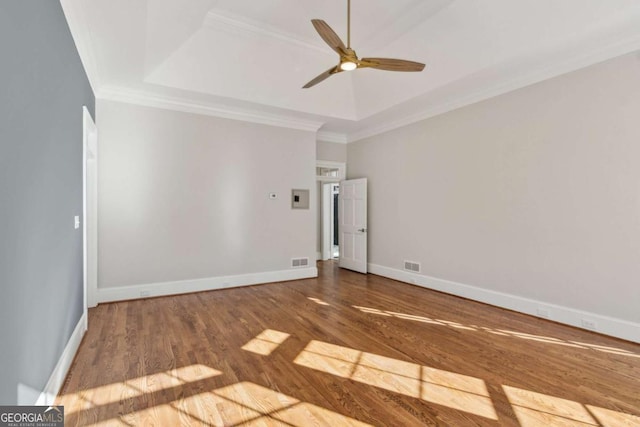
[316,251,322,261]
[97,267,318,303]
[35,312,87,405]
[368,263,640,343]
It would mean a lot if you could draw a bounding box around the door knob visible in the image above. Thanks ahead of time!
[358,228,367,232]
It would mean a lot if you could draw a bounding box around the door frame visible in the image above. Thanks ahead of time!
[83,106,98,313]
[321,182,341,260]
[316,161,346,261]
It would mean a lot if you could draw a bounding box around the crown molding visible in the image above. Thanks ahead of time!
[348,34,640,143]
[317,131,348,144]
[67,1,640,146]
[204,10,333,56]
[97,86,325,132]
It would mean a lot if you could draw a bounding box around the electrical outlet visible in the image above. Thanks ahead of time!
[581,319,597,331]
[536,308,550,319]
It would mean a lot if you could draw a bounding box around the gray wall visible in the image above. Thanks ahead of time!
[0,1,95,404]
[348,51,640,336]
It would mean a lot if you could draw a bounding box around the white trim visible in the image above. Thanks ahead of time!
[317,164,345,261]
[316,160,346,182]
[316,251,322,261]
[368,263,640,343]
[36,312,87,406]
[82,108,88,317]
[349,34,640,143]
[317,131,349,144]
[97,267,318,303]
[97,86,325,133]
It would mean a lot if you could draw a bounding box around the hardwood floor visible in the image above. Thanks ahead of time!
[57,261,640,426]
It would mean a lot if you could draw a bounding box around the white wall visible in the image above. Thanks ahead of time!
[317,140,347,163]
[348,52,640,342]
[97,100,316,298]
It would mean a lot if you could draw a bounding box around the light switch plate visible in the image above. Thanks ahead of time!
[74,216,80,229]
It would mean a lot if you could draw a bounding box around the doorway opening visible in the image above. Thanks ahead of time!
[321,182,340,260]
[330,183,340,259]
[316,161,345,261]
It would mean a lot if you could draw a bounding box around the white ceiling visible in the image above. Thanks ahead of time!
[62,0,640,142]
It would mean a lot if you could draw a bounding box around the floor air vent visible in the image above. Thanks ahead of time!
[291,257,310,268]
[404,261,421,273]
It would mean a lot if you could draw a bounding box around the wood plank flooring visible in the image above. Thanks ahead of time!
[57,261,640,426]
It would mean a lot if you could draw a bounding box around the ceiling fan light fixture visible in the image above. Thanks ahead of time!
[302,1,425,88]
[340,61,357,71]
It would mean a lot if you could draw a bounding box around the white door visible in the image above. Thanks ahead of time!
[339,178,367,273]
[83,107,98,310]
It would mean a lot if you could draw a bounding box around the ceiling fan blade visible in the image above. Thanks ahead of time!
[360,58,425,72]
[311,19,347,55]
[303,66,341,89]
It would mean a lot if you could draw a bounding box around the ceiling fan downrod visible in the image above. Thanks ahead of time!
[347,0,351,48]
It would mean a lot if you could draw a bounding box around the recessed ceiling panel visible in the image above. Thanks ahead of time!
[66,0,640,137]
[145,22,359,119]
[211,0,429,49]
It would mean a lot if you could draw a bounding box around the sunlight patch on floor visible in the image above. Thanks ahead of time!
[121,381,372,427]
[587,405,640,427]
[64,376,371,426]
[353,305,639,358]
[213,382,370,426]
[89,419,133,427]
[308,297,331,306]
[503,385,640,427]
[294,340,497,420]
[241,329,291,356]
[59,364,222,408]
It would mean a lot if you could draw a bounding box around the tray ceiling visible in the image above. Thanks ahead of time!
[62,0,640,141]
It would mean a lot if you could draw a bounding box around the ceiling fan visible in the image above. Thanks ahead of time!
[303,0,426,89]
